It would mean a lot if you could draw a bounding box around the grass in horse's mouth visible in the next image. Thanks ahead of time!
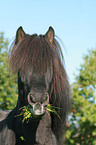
[19,104,61,123]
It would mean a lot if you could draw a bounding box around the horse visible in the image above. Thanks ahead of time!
[0,26,71,145]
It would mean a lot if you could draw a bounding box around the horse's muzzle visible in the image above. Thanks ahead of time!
[28,92,49,116]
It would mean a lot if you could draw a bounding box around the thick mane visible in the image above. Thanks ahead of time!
[10,35,63,73]
[10,34,70,109]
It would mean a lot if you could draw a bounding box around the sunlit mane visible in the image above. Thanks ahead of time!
[10,35,64,74]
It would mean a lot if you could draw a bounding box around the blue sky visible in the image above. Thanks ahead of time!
[0,0,96,84]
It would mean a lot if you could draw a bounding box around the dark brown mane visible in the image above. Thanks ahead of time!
[10,33,70,104]
[10,34,63,73]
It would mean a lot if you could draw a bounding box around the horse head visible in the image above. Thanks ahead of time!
[10,26,56,118]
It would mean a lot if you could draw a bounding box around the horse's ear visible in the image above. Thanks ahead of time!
[15,26,26,44]
[44,26,55,44]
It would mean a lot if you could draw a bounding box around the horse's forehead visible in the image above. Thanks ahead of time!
[29,70,53,87]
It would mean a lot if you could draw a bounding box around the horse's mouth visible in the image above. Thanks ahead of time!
[32,110,45,116]
[20,105,46,122]
[29,103,46,117]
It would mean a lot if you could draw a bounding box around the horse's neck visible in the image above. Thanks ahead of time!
[20,119,40,141]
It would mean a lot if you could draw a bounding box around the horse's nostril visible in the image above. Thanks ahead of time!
[43,93,49,106]
[28,93,35,105]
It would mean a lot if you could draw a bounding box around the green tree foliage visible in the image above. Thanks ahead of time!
[65,48,96,145]
[0,32,18,110]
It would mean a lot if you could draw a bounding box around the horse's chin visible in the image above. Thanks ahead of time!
[33,110,45,116]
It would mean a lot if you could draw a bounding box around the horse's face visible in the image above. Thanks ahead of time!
[19,68,52,116]
[10,26,55,116]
